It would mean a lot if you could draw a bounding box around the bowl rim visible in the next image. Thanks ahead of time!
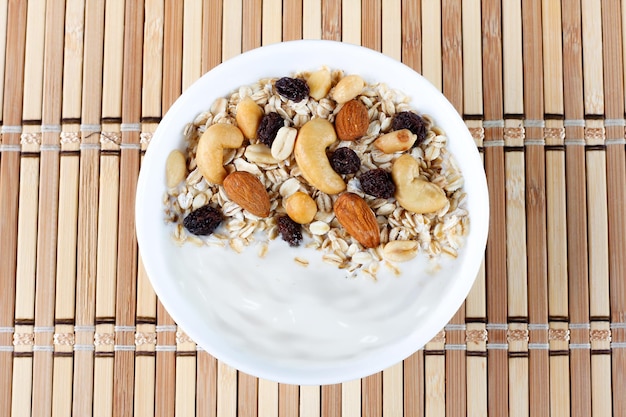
[136,39,489,385]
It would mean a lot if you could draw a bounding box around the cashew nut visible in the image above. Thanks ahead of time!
[294,118,346,195]
[306,67,332,100]
[331,74,365,104]
[196,123,244,185]
[391,154,448,214]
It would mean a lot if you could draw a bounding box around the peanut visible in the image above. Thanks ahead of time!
[244,143,278,165]
[271,126,297,161]
[235,97,264,139]
[374,129,418,153]
[331,74,365,104]
[165,149,187,188]
[294,118,346,195]
[285,191,317,224]
[391,154,447,214]
[196,123,244,184]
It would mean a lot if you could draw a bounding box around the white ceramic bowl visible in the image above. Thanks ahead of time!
[136,40,489,385]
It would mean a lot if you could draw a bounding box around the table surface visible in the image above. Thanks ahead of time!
[1,1,625,416]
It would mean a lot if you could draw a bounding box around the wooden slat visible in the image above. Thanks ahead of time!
[112,2,143,416]
[601,3,626,417]
[32,2,65,416]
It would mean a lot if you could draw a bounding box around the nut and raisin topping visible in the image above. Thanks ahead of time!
[329,147,361,174]
[392,111,427,145]
[183,205,223,235]
[277,215,303,247]
[275,77,310,102]
[257,112,285,147]
[359,169,396,199]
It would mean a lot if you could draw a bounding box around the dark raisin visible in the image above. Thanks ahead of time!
[183,205,223,235]
[329,147,361,174]
[392,111,427,145]
[276,215,303,247]
[257,112,284,147]
[275,77,310,102]
[359,169,396,199]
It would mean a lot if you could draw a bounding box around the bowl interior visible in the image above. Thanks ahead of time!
[136,40,489,385]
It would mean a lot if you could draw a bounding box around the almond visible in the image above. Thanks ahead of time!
[333,192,381,248]
[334,99,369,141]
[223,171,271,217]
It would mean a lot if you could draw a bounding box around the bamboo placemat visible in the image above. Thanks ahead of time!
[1,1,625,416]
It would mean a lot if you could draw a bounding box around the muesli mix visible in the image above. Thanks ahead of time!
[163,67,469,279]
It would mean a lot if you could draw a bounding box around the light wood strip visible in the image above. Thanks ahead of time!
[542,0,564,115]
[22,0,46,121]
[175,351,197,417]
[242,0,261,52]
[262,0,282,45]
[11,356,33,417]
[342,0,361,45]
[420,0,441,89]
[362,0,381,51]
[52,150,79,417]
[0,0,7,122]
[420,2,445,414]
[283,0,303,41]
[217,362,238,417]
[321,0,341,40]
[401,0,421,72]
[101,0,125,119]
[601,2,626,416]
[302,0,321,39]
[14,156,39,321]
[425,355,444,417]
[136,11,161,407]
[61,0,85,119]
[279,384,299,417]
[142,0,164,118]
[237,372,258,417]
[176,3,201,414]
[461,0,482,115]
[52,6,84,415]
[581,0,604,115]
[300,385,321,417]
[222,0,242,60]
[502,0,523,116]
[258,379,278,417]
[32,2,65,416]
[195,4,223,417]
[382,363,403,417]
[342,379,361,417]
[182,0,202,91]
[12,156,39,417]
[72,3,105,415]
[381,0,401,60]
